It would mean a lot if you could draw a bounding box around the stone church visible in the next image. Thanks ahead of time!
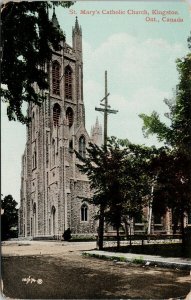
[18,11,190,240]
[18,13,102,238]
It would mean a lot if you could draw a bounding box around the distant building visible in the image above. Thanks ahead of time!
[18,14,102,238]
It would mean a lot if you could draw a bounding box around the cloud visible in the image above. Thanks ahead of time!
[83,33,187,92]
[83,33,186,145]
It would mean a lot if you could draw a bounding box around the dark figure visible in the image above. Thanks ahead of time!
[63,228,72,241]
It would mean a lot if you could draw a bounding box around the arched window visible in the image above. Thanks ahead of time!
[66,107,74,128]
[32,111,35,139]
[33,203,36,214]
[81,204,88,222]
[51,206,56,235]
[32,142,37,170]
[65,66,72,99]
[52,61,60,95]
[52,139,55,166]
[79,136,86,158]
[33,203,36,236]
[53,103,61,127]
[69,140,73,151]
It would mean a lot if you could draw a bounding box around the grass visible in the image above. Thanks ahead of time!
[132,257,144,264]
[105,243,191,258]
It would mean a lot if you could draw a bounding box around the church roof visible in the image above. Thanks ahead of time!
[52,6,64,37]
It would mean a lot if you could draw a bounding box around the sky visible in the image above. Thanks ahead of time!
[1,0,191,206]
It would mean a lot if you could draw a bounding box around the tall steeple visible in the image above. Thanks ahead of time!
[74,16,81,33]
[72,17,82,54]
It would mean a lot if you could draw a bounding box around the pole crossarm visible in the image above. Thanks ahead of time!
[100,103,111,108]
[95,107,118,114]
[100,93,110,102]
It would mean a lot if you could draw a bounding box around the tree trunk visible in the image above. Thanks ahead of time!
[181,209,185,254]
[98,204,104,250]
[122,217,129,238]
[116,226,120,251]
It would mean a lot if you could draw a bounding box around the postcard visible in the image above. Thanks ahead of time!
[1,0,191,299]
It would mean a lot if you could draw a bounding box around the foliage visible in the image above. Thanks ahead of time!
[1,1,73,123]
[139,34,191,153]
[1,194,18,240]
[76,137,156,247]
[139,34,191,239]
[132,257,144,265]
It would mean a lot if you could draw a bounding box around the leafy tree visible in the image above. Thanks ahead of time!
[1,195,18,240]
[139,34,191,244]
[76,140,113,250]
[76,138,154,249]
[1,1,73,123]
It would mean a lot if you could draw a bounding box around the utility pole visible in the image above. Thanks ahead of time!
[95,70,118,250]
[147,174,158,236]
[95,71,118,146]
[147,184,154,236]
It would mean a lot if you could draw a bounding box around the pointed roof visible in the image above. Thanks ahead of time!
[52,5,60,29]
[75,16,80,31]
[73,16,82,34]
[52,5,64,37]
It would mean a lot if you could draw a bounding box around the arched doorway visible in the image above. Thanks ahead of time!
[51,206,56,236]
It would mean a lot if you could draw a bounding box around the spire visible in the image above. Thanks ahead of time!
[90,118,103,146]
[75,17,80,30]
[73,16,82,35]
[52,5,64,39]
[52,5,60,29]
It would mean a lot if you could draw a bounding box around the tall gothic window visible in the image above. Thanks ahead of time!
[53,103,61,127]
[52,139,56,166]
[81,204,88,222]
[32,111,35,140]
[66,107,74,128]
[65,66,72,99]
[52,61,60,95]
[51,206,56,235]
[79,136,86,158]
[33,203,36,236]
[32,142,37,170]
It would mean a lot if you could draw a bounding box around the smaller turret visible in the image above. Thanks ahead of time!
[72,17,82,54]
[91,118,103,147]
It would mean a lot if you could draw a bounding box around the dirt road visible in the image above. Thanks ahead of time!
[1,241,191,299]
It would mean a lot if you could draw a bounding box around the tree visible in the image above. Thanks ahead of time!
[139,34,191,245]
[1,1,73,123]
[104,141,152,249]
[76,137,153,249]
[1,195,18,240]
